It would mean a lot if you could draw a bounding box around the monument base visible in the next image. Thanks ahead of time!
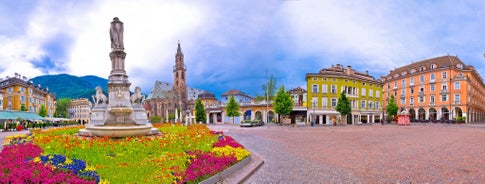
[79,124,158,138]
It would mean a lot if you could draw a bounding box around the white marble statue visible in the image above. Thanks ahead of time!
[92,86,108,104]
[110,17,124,50]
[130,86,144,104]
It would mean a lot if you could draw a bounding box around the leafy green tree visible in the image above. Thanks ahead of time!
[226,96,241,124]
[150,116,161,123]
[168,113,175,122]
[386,94,398,121]
[195,99,206,123]
[335,92,351,124]
[262,74,277,101]
[273,85,293,123]
[253,95,265,103]
[20,104,27,111]
[56,98,71,118]
[38,104,47,117]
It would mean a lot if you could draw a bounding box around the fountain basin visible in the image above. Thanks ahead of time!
[84,124,152,137]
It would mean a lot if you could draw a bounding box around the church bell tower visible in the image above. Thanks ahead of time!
[174,41,188,108]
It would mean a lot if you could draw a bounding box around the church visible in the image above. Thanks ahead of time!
[144,42,205,122]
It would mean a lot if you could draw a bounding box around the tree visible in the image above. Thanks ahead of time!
[150,116,161,123]
[273,85,293,124]
[20,104,27,111]
[386,94,398,122]
[262,74,277,101]
[335,92,351,125]
[38,104,47,117]
[195,99,207,123]
[226,96,241,124]
[56,98,71,118]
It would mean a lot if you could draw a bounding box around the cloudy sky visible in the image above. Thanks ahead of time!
[0,0,484,98]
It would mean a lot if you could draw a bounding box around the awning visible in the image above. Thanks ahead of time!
[0,111,46,121]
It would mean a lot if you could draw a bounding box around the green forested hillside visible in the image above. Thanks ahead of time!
[31,74,108,99]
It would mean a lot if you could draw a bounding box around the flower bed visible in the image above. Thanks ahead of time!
[0,124,249,183]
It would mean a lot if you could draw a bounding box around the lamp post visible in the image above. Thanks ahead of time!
[311,98,317,126]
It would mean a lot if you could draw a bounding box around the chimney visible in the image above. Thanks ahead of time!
[336,64,341,68]
[365,70,369,75]
[346,66,352,75]
[331,64,334,68]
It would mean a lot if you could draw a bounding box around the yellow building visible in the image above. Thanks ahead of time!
[306,64,383,125]
[68,98,92,124]
[0,74,56,117]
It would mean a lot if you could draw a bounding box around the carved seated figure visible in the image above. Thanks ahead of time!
[92,86,108,104]
[131,86,144,104]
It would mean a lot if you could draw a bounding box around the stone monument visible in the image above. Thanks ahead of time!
[79,17,158,137]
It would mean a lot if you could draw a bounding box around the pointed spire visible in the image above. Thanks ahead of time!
[176,40,183,56]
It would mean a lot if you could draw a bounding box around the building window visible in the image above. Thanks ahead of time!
[312,84,318,93]
[410,77,414,85]
[331,85,337,94]
[454,94,460,102]
[442,84,447,90]
[410,97,414,105]
[376,91,380,98]
[410,88,414,94]
[401,80,405,87]
[369,101,374,109]
[430,84,435,92]
[420,66,424,72]
[332,78,336,81]
[430,95,435,103]
[441,94,448,102]
[420,75,424,82]
[376,102,380,109]
[401,98,405,105]
[394,82,397,89]
[362,88,366,96]
[322,85,328,93]
[369,89,373,97]
[442,71,447,79]
[457,63,463,69]
[401,89,405,96]
[419,96,424,103]
[322,97,327,107]
[361,100,366,108]
[454,81,460,90]
[313,77,317,80]
[430,64,435,69]
[430,73,435,81]
[331,98,337,107]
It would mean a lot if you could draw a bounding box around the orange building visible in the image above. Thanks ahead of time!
[381,55,485,123]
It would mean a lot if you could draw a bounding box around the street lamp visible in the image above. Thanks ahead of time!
[311,98,317,126]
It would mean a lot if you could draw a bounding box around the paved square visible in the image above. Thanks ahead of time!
[210,124,485,183]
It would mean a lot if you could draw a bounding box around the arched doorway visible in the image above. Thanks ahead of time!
[418,108,426,120]
[268,111,275,123]
[454,107,463,119]
[441,107,449,120]
[244,110,252,120]
[429,108,437,120]
[255,111,262,120]
[409,109,416,120]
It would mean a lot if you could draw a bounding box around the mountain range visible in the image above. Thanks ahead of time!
[31,74,108,99]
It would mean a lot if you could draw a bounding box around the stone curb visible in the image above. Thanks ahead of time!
[201,152,264,184]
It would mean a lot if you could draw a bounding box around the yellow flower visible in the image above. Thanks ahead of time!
[33,157,41,163]
[211,146,250,161]
[85,165,97,171]
[99,179,110,184]
[65,157,73,164]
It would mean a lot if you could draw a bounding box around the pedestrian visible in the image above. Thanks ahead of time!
[381,119,384,126]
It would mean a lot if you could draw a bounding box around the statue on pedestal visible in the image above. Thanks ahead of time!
[110,17,124,50]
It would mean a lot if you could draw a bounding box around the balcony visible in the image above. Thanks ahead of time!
[429,102,436,106]
[454,101,460,105]
[418,91,425,97]
[409,83,414,87]
[440,89,449,95]
[429,79,435,83]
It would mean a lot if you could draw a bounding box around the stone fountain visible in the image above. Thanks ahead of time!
[78,17,158,137]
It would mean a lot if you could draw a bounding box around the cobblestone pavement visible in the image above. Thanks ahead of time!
[209,123,485,183]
